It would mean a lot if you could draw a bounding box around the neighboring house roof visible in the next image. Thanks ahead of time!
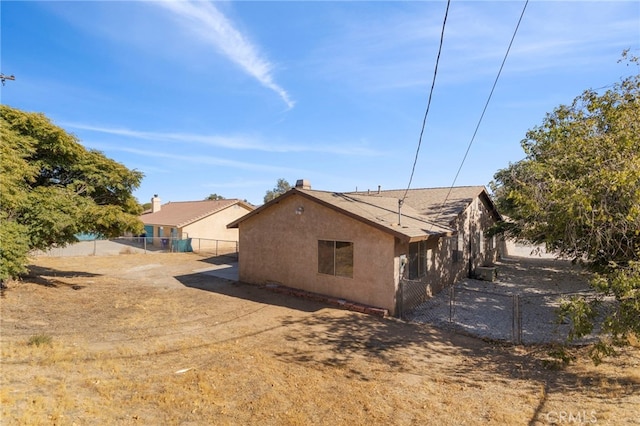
[141,199,253,228]
[228,186,501,242]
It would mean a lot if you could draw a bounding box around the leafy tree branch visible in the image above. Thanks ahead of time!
[491,51,640,363]
[0,105,144,281]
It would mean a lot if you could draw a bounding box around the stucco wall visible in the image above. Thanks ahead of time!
[238,193,398,313]
[147,204,251,243]
[399,194,502,302]
[397,237,452,297]
[451,195,501,281]
[183,204,251,241]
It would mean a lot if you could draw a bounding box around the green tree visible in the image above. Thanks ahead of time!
[490,52,640,363]
[0,105,144,281]
[205,193,225,200]
[263,178,291,203]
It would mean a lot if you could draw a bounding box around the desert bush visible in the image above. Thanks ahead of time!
[27,334,52,347]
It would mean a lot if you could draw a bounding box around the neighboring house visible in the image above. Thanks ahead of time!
[228,180,502,317]
[140,195,254,252]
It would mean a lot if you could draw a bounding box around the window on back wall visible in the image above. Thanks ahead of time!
[488,234,495,251]
[452,234,464,263]
[318,240,353,278]
[408,241,428,279]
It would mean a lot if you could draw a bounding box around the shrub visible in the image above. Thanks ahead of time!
[27,334,52,347]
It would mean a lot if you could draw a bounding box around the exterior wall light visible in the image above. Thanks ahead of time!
[296,206,304,215]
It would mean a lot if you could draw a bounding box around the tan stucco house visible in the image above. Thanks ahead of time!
[141,196,254,252]
[228,180,502,317]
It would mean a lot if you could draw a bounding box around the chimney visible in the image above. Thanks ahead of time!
[378,185,381,194]
[151,194,161,213]
[295,179,311,190]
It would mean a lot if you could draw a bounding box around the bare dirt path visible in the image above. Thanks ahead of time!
[1,253,638,425]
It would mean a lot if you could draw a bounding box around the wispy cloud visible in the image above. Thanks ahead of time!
[69,123,268,150]
[155,0,294,109]
[94,145,295,174]
[65,122,383,156]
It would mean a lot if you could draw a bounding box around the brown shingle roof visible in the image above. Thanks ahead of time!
[141,199,252,228]
[228,185,500,242]
[347,186,495,225]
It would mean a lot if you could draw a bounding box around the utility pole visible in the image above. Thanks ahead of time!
[1,74,16,86]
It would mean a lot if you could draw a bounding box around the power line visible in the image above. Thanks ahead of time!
[401,0,451,205]
[432,0,529,228]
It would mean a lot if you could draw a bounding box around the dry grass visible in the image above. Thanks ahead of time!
[1,253,639,425]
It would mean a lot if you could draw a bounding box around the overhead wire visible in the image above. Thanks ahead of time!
[431,0,529,229]
[401,0,451,205]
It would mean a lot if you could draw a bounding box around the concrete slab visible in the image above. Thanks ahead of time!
[194,263,239,281]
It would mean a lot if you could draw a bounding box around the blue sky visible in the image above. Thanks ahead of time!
[2,1,639,206]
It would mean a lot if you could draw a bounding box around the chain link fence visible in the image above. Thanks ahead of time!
[31,237,238,259]
[397,277,435,318]
[400,268,612,345]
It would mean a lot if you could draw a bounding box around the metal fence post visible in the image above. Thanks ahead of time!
[512,294,522,344]
[449,285,455,323]
[518,295,523,344]
[399,279,404,319]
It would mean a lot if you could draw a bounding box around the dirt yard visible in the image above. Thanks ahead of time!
[1,253,639,425]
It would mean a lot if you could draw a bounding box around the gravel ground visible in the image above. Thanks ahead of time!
[408,254,610,344]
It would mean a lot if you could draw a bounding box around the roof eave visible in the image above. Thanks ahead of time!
[227,191,299,228]
[479,189,503,221]
[407,230,454,243]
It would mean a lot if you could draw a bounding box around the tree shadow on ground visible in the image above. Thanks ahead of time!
[177,265,639,398]
[175,272,324,313]
[271,308,639,423]
[495,256,592,291]
[22,265,101,288]
[175,263,638,424]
